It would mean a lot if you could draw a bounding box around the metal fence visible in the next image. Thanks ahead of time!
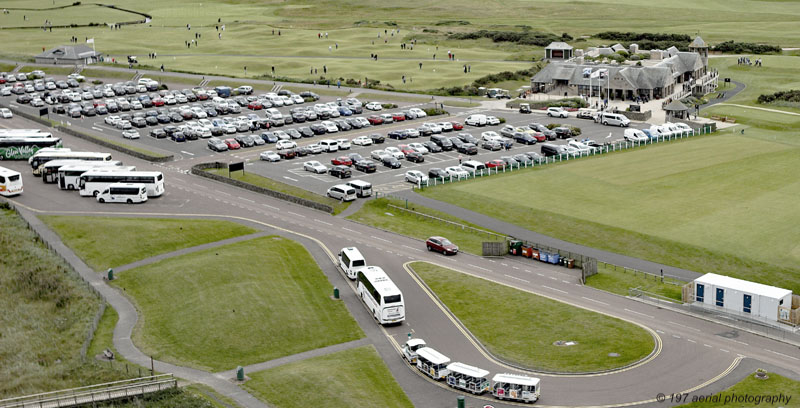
[385,203,506,241]
[599,261,686,286]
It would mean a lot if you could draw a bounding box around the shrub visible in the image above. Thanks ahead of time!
[91,79,103,85]
[546,123,560,130]
[381,103,398,109]
[757,90,800,104]
[569,126,582,136]
[712,41,781,54]
[448,30,563,47]
[498,117,506,124]
[424,108,448,116]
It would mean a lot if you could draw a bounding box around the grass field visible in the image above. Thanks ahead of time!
[586,264,686,302]
[411,262,654,372]
[0,208,130,398]
[675,372,800,408]
[421,132,800,294]
[206,167,350,214]
[114,236,363,372]
[242,345,413,408]
[347,197,504,255]
[41,216,256,271]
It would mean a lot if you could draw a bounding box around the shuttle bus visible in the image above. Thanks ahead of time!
[29,151,112,174]
[79,170,164,197]
[0,129,54,138]
[0,166,23,196]
[0,137,63,161]
[58,165,135,190]
[356,266,405,325]
[40,159,124,184]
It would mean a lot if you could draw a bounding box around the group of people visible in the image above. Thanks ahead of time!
[738,56,762,66]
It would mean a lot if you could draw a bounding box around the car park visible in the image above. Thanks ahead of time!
[276,140,297,150]
[382,156,402,169]
[426,236,459,255]
[352,135,373,146]
[355,159,377,173]
[405,170,428,184]
[303,161,328,174]
[328,165,352,179]
[331,156,353,166]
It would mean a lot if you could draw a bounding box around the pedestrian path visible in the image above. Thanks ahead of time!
[713,103,800,116]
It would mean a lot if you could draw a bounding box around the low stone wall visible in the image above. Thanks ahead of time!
[619,110,652,122]
[55,125,173,163]
[192,162,334,214]
[0,102,54,127]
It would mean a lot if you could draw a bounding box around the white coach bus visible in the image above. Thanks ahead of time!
[0,166,23,196]
[58,165,136,190]
[356,266,405,325]
[79,170,164,197]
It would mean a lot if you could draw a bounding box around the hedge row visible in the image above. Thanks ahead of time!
[757,89,800,104]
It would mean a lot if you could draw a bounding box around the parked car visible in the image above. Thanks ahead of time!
[553,126,574,139]
[303,160,328,174]
[428,168,448,179]
[444,166,470,178]
[331,156,353,166]
[369,133,385,144]
[405,170,429,184]
[276,140,297,150]
[260,150,281,161]
[327,184,357,201]
[382,156,402,169]
[351,135,373,146]
[365,102,383,111]
[426,236,459,255]
[354,159,377,173]
[546,107,569,118]
[328,165,352,179]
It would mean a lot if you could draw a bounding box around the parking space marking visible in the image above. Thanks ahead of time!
[215,190,231,196]
[504,274,529,283]
[91,126,104,132]
[703,343,713,348]
[370,236,392,243]
[623,308,655,319]
[720,349,730,353]
[580,296,609,306]
[687,339,697,343]
[562,280,571,284]
[341,227,356,233]
[672,334,681,339]
[314,219,333,226]
[726,339,748,346]
[287,211,305,218]
[542,285,568,294]
[284,176,298,182]
[181,150,195,156]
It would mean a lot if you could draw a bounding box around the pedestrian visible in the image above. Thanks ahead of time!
[278,30,280,36]
[310,67,313,74]
[458,155,462,164]
[335,43,338,49]
[216,25,219,31]
[314,68,317,74]
[329,45,332,52]
[464,65,467,74]
[244,66,247,76]
[272,29,275,35]
[402,75,405,83]
[318,32,321,38]
[218,17,221,23]
[271,66,275,75]
[160,64,164,72]
[323,65,327,74]
[218,33,221,39]
[419,62,422,70]
[325,32,328,38]
[433,54,435,60]
[468,65,470,73]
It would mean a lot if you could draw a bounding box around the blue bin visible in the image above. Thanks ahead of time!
[548,253,560,264]
[538,251,550,262]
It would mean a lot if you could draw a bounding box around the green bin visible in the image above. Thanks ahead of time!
[508,240,523,256]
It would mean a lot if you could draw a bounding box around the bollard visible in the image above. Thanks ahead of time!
[333,287,340,299]
[107,268,114,281]
[236,366,244,381]
[408,332,412,340]
[457,395,465,408]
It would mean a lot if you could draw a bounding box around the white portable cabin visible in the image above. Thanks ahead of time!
[415,347,450,380]
[446,362,490,394]
[492,373,541,402]
[693,273,793,322]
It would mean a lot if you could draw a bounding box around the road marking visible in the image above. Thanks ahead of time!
[314,219,333,226]
[687,339,696,343]
[500,263,508,266]
[550,276,558,280]
[262,203,279,210]
[765,349,800,361]
[504,274,529,283]
[215,190,231,196]
[672,334,681,339]
[542,285,568,294]
[91,126,104,132]
[180,150,195,156]
[562,280,571,284]
[581,296,609,306]
[667,321,701,332]
[720,349,730,353]
[536,273,544,277]
[727,339,748,346]
[402,244,422,252]
[624,308,655,319]
[342,227,356,233]
[512,266,519,270]
[283,176,298,182]
[287,211,305,218]
[370,236,392,243]
[468,264,491,272]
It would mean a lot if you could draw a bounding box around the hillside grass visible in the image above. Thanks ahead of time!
[675,372,800,408]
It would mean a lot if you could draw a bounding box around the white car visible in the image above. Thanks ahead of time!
[384,146,405,160]
[306,143,323,154]
[673,122,692,134]
[276,140,297,150]
[273,130,290,140]
[321,121,339,133]
[438,122,453,132]
[546,107,569,118]
[371,149,390,161]
[291,95,304,104]
[365,102,383,111]
[623,129,649,142]
[405,170,429,184]
[0,108,12,118]
[105,115,121,126]
[380,113,394,123]
[445,166,470,179]
[303,160,328,174]
[648,125,669,139]
[260,150,281,162]
[408,142,428,154]
[122,130,140,139]
[567,139,593,154]
[405,128,420,138]
[351,136,373,146]
[486,116,501,126]
[408,108,426,118]
[355,117,371,127]
[480,131,501,142]
[115,120,132,130]
[422,122,442,133]
[336,138,351,150]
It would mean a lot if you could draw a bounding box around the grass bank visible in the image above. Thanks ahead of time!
[586,263,686,302]
[675,372,800,408]
[243,345,413,408]
[410,262,655,372]
[41,216,256,272]
[115,236,363,372]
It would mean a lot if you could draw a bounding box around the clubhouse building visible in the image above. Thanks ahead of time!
[531,36,718,102]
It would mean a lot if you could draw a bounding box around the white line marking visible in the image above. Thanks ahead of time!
[314,219,333,226]
[581,296,609,306]
[704,344,713,348]
[720,349,730,353]
[656,330,665,334]
[512,266,519,270]
[562,280,571,284]
[180,150,195,156]
[488,260,496,263]
[550,276,558,280]
[238,197,254,203]
[215,190,231,196]
[91,126,104,132]
[624,308,655,319]
[500,263,508,266]
[536,273,544,277]
[542,285,568,294]
[687,339,696,343]
[341,227,356,233]
[468,264,491,272]
[402,244,422,252]
[727,339,748,346]
[504,274,530,283]
[283,176,298,182]
[667,321,701,332]
[287,211,305,218]
[262,203,279,210]
[371,236,392,243]
[765,349,799,361]
[672,334,681,339]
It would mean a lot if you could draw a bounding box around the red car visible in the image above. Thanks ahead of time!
[450,121,463,131]
[392,113,406,121]
[152,98,165,107]
[224,138,241,150]
[196,93,209,100]
[367,115,384,125]
[248,101,263,110]
[531,131,546,142]
[485,159,506,168]
[398,144,415,155]
[426,236,459,255]
[331,156,353,166]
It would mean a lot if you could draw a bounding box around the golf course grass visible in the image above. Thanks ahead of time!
[420,132,800,294]
[586,263,686,302]
[410,262,655,372]
[675,372,800,408]
[347,197,504,255]
[114,236,363,372]
[243,345,413,408]
[41,216,256,272]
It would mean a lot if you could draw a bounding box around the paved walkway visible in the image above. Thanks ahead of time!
[713,102,800,116]
[697,80,746,112]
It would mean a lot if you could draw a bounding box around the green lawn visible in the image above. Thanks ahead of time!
[0,208,130,398]
[206,167,350,214]
[411,262,655,372]
[347,197,504,255]
[114,236,364,372]
[243,345,413,408]
[586,263,686,302]
[675,372,800,408]
[420,132,800,294]
[41,216,256,271]
[18,66,75,76]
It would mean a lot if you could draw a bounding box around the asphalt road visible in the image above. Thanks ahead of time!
[2,122,798,408]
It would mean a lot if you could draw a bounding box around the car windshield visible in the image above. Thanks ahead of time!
[440,238,454,246]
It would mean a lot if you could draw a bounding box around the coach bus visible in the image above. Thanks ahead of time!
[0,166,23,196]
[58,164,135,190]
[0,137,63,161]
[0,129,53,138]
[79,170,164,197]
[29,151,112,174]
[41,159,124,184]
[356,266,405,325]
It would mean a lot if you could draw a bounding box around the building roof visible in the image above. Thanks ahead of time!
[664,100,689,111]
[655,52,705,74]
[446,362,490,378]
[694,273,792,299]
[546,41,573,50]
[492,373,541,386]
[416,347,450,365]
[36,45,101,60]
[689,36,707,48]
[531,62,673,90]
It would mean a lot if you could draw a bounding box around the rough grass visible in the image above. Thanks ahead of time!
[243,346,413,408]
[411,262,655,372]
[421,133,800,294]
[41,216,256,271]
[347,197,504,255]
[586,263,686,302]
[114,236,364,372]
[0,209,130,398]
[675,372,800,408]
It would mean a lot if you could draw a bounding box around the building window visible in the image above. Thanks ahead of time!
[696,283,704,303]
[743,294,752,314]
[715,288,724,307]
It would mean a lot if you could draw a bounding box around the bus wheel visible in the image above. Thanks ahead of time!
[68,184,74,190]
[93,191,99,197]
[98,198,105,203]
[127,199,133,204]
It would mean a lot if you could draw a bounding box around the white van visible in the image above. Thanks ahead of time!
[465,114,487,127]
[327,184,357,201]
[648,125,669,139]
[461,160,487,175]
[339,247,367,280]
[346,180,372,197]
[624,128,649,142]
[598,113,630,127]
[318,139,339,153]
[96,183,148,204]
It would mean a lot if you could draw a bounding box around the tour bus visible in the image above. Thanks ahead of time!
[356,266,405,325]
[95,183,148,204]
[415,347,451,380]
[29,151,113,174]
[492,373,540,403]
[446,362,491,394]
[58,165,136,190]
[79,170,164,197]
[338,247,367,280]
[0,129,53,138]
[40,159,123,184]
[0,137,63,161]
[0,166,23,196]
[345,179,372,198]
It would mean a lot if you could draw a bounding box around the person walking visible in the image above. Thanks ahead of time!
[458,154,462,164]
[419,62,422,70]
